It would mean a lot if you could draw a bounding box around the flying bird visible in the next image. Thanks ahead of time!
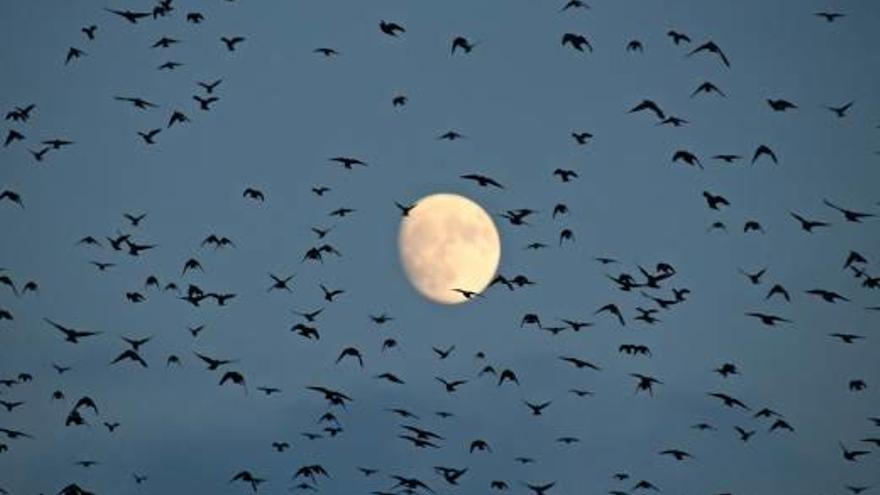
[688,40,730,66]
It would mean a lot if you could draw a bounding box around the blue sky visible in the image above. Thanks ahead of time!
[1,0,879,494]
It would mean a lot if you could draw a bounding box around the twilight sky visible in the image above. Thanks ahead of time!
[1,0,879,494]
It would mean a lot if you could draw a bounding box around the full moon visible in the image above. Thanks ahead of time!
[399,193,501,304]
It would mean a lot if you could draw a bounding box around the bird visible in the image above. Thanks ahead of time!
[81,25,97,40]
[3,129,24,147]
[822,199,875,222]
[559,228,574,245]
[469,439,492,453]
[501,209,536,226]
[805,288,849,303]
[667,30,691,44]
[438,130,465,141]
[291,323,319,340]
[826,101,854,117]
[375,372,404,384]
[44,318,101,343]
[769,419,794,433]
[115,96,159,110]
[104,8,150,24]
[498,369,519,386]
[42,138,74,149]
[392,95,408,107]
[436,377,468,393]
[335,347,364,367]
[743,220,765,233]
[202,234,235,249]
[629,100,665,120]
[830,333,864,344]
[702,191,730,210]
[194,352,237,371]
[379,21,405,37]
[561,33,592,52]
[739,268,766,285]
[65,47,87,64]
[293,308,324,322]
[197,79,223,94]
[94,261,116,273]
[219,371,247,390]
[329,156,367,169]
[735,426,756,442]
[767,98,797,111]
[230,470,265,492]
[329,207,355,217]
[560,319,592,331]
[559,356,600,370]
[193,95,219,110]
[0,400,24,412]
[815,12,846,22]
[553,168,578,182]
[320,284,345,302]
[461,173,503,188]
[752,144,778,164]
[123,213,147,226]
[221,36,246,51]
[313,47,339,57]
[708,392,750,410]
[708,221,728,235]
[111,349,148,367]
[524,481,556,495]
[746,312,791,326]
[432,345,455,359]
[29,147,51,162]
[659,449,693,461]
[571,131,592,145]
[151,37,179,49]
[713,154,742,164]
[688,40,730,66]
[659,116,689,127]
[267,273,294,292]
[137,129,161,145]
[715,363,739,377]
[840,442,870,462]
[167,110,190,127]
[691,81,725,98]
[243,188,265,202]
[631,373,663,396]
[790,212,830,232]
[672,150,702,169]
[451,36,476,54]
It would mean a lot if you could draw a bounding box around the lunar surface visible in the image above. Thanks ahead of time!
[398,193,501,304]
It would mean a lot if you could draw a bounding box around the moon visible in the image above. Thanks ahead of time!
[398,193,501,304]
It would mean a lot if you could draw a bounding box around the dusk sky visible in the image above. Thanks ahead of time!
[1,1,879,494]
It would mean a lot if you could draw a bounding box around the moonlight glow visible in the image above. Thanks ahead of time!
[398,193,501,304]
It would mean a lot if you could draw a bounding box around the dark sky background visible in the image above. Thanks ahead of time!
[1,0,879,494]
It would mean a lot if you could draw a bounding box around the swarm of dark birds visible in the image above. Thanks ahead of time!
[1,0,878,494]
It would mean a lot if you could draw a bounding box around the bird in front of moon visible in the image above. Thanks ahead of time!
[398,193,501,304]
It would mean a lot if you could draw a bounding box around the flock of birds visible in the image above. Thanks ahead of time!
[1,0,879,494]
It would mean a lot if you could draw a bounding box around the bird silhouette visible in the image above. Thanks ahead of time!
[451,36,477,54]
[561,33,592,52]
[688,40,730,66]
[380,21,406,37]
[461,173,503,189]
[221,36,246,51]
